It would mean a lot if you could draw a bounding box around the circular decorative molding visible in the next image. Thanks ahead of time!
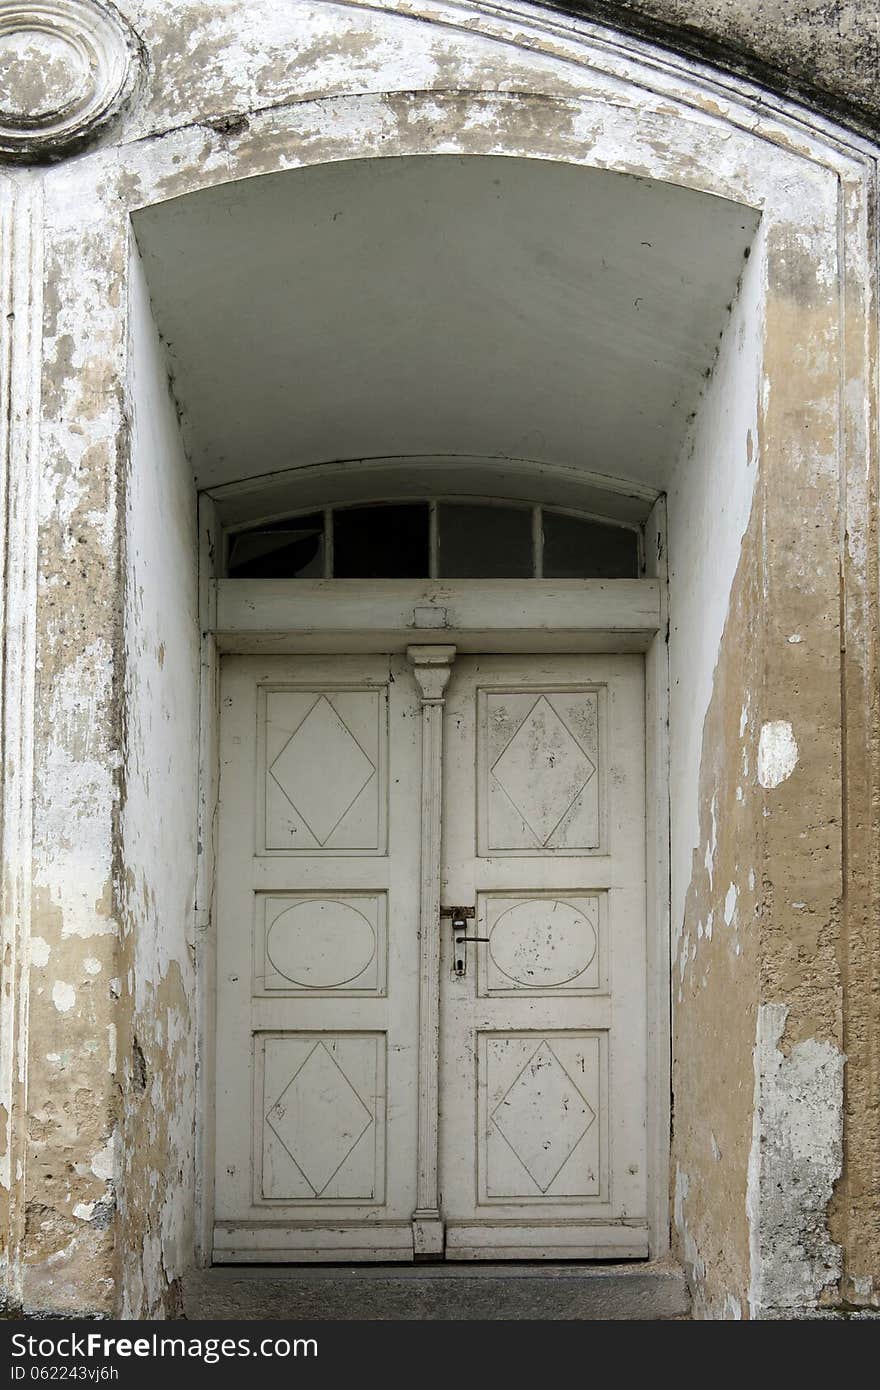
[0,1,140,160]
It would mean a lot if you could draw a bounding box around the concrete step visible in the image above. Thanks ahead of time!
[182,1259,690,1320]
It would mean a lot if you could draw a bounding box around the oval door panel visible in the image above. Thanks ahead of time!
[267,899,376,989]
[489,899,597,988]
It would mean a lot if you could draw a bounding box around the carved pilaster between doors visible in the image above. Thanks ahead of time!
[407,644,456,1258]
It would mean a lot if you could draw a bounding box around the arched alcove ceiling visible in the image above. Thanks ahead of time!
[133,155,759,522]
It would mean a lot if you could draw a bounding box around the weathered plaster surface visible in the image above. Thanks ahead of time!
[556,2,880,136]
[17,182,128,1317]
[826,161,880,1306]
[110,0,606,144]
[747,1003,844,1315]
[667,244,764,1315]
[757,720,799,789]
[759,213,844,1061]
[0,0,875,1320]
[669,136,874,1315]
[108,0,880,146]
[667,224,764,951]
[116,245,199,1319]
[0,171,41,1304]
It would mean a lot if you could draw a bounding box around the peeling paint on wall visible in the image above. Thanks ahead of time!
[668,226,765,950]
[0,0,874,1322]
[50,983,75,1014]
[115,242,199,1320]
[757,720,799,788]
[668,234,767,1318]
[748,1003,844,1316]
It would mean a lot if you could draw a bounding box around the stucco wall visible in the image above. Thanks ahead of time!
[668,225,765,949]
[558,2,880,134]
[8,175,129,1318]
[747,204,855,1314]
[0,0,876,1320]
[118,246,199,1318]
[667,226,765,1316]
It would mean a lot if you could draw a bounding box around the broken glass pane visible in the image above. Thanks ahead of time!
[227,513,324,578]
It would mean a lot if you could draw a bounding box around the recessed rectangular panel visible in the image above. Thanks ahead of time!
[257,893,386,996]
[478,892,605,997]
[258,1033,386,1204]
[478,1032,606,1203]
[478,687,603,855]
[262,686,387,853]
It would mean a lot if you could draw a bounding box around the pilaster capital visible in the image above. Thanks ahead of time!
[406,645,456,704]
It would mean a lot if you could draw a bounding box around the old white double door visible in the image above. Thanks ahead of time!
[214,649,648,1261]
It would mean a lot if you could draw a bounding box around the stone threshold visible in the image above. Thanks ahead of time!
[182,1258,690,1320]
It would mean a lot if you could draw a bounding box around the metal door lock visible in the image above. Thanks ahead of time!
[440,906,488,977]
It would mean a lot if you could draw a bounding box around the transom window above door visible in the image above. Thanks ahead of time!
[225,500,641,580]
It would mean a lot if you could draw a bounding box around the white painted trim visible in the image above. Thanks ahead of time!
[212,579,662,654]
[206,456,658,529]
[213,1222,415,1262]
[444,1223,650,1260]
[532,504,543,579]
[644,497,672,1256]
[194,494,220,1268]
[407,645,457,1258]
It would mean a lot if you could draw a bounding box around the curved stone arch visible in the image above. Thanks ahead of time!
[208,456,658,535]
[107,0,879,167]
[126,84,821,222]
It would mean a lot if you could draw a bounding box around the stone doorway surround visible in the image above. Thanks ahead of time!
[0,0,876,1321]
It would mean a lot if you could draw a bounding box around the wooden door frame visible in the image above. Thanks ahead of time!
[194,500,671,1264]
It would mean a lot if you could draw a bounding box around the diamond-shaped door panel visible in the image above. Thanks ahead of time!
[480,689,602,853]
[480,1033,604,1200]
[492,698,594,844]
[260,1034,385,1202]
[264,688,387,852]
